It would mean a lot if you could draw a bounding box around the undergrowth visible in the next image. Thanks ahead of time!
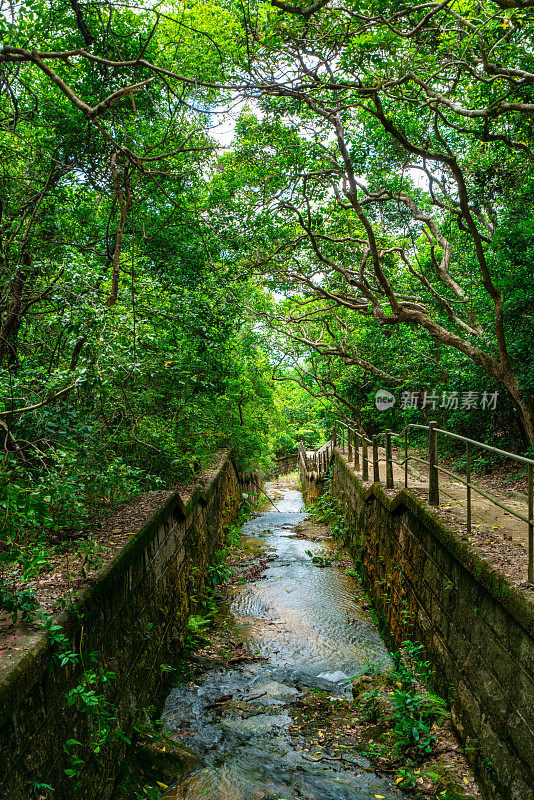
[184,491,256,652]
[306,472,346,540]
[355,640,468,797]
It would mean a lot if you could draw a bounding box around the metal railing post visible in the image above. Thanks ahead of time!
[404,428,408,488]
[362,438,369,481]
[466,442,472,535]
[386,429,394,489]
[328,415,534,582]
[428,421,440,506]
[528,463,533,584]
[373,435,380,483]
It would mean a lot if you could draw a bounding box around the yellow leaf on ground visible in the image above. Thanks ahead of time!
[156,782,168,789]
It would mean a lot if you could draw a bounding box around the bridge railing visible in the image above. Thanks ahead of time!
[329,420,534,584]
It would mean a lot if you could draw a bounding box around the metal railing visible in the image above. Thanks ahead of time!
[327,420,534,584]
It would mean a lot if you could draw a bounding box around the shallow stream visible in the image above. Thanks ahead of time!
[161,482,401,800]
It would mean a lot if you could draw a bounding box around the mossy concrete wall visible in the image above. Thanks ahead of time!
[0,451,252,800]
[307,450,534,800]
[297,454,325,504]
[269,452,298,478]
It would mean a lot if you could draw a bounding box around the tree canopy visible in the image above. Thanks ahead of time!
[1,0,533,615]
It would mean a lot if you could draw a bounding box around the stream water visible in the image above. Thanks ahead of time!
[160,482,401,800]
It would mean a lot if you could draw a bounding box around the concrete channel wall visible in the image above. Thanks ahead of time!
[301,449,534,800]
[0,451,254,800]
[269,451,298,478]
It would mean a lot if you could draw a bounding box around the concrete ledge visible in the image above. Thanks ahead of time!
[268,451,298,478]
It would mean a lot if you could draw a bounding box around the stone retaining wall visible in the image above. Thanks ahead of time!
[0,451,253,800]
[269,452,298,478]
[304,449,534,800]
[297,456,324,504]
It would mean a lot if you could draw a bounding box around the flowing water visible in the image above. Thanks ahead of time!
[160,482,401,800]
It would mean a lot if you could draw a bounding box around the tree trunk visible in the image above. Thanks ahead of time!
[502,373,534,448]
[0,254,32,369]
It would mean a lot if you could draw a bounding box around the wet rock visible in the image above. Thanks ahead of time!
[317,670,351,686]
[206,693,233,709]
[351,672,384,700]
[249,679,299,701]
[220,711,292,734]
[135,739,205,782]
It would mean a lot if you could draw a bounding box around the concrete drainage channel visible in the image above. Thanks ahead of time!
[1,463,487,800]
[133,482,406,800]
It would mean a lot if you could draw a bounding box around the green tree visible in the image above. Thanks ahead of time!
[215,0,534,446]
